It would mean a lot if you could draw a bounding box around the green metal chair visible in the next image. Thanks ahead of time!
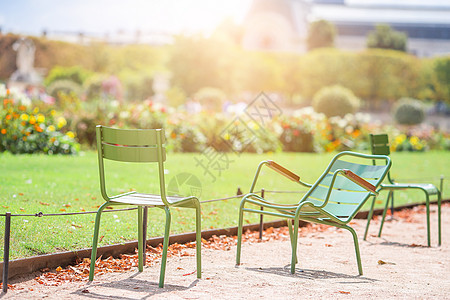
[363,133,442,247]
[236,151,391,275]
[89,125,201,288]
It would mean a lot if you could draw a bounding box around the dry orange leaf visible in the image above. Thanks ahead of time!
[39,201,50,206]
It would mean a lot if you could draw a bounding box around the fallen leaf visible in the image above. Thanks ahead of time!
[19,193,24,196]
[39,201,50,206]
[182,270,196,276]
[378,260,396,265]
[325,244,333,247]
[60,209,66,212]
[63,204,71,208]
[339,291,350,294]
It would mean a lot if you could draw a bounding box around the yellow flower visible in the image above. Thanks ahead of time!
[33,107,39,114]
[57,117,67,128]
[47,125,55,132]
[50,110,56,116]
[37,114,45,123]
[223,133,230,140]
[395,134,406,144]
[410,136,419,146]
[66,131,75,139]
[20,114,29,121]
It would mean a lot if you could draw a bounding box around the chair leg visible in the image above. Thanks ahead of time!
[138,206,144,272]
[290,217,299,274]
[89,202,109,281]
[438,190,442,246]
[389,191,395,220]
[159,207,171,288]
[364,196,376,240]
[195,203,202,279]
[236,203,245,265]
[287,219,297,264]
[378,191,393,237]
[344,225,363,275]
[424,192,431,247]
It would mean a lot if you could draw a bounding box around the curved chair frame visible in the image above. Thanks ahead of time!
[236,151,391,275]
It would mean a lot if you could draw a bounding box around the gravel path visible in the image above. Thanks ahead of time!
[2,204,449,299]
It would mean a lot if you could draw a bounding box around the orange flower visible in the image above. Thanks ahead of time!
[22,136,27,141]
[351,129,361,138]
[1,129,6,134]
[19,105,26,111]
[171,132,177,139]
[5,114,12,120]
[35,125,43,132]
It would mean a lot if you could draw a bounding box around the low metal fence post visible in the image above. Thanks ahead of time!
[2,212,11,293]
[259,189,264,240]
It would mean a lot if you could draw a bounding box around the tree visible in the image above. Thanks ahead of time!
[307,20,336,51]
[367,24,407,52]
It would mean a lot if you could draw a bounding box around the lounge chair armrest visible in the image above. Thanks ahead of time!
[341,169,378,195]
[267,160,300,183]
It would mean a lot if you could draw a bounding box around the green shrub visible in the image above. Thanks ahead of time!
[312,85,360,117]
[194,87,226,112]
[168,124,206,152]
[393,98,425,125]
[44,65,92,86]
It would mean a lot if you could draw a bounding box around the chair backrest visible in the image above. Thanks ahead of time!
[369,133,394,183]
[302,151,391,223]
[96,125,168,204]
[370,134,390,155]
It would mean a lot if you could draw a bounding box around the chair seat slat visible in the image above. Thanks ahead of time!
[330,160,386,178]
[102,127,164,145]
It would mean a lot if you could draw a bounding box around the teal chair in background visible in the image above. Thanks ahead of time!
[363,134,442,247]
[89,126,202,288]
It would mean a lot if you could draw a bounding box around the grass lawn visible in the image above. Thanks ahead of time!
[0,150,448,259]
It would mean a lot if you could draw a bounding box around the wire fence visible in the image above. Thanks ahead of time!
[1,174,446,293]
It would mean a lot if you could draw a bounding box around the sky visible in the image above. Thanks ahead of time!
[0,0,253,36]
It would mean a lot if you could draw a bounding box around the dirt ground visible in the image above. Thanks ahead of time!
[2,203,449,299]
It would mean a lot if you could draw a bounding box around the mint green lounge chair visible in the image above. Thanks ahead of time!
[89,125,201,288]
[236,151,391,275]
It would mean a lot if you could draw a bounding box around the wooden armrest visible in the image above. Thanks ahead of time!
[266,160,300,182]
[342,169,377,195]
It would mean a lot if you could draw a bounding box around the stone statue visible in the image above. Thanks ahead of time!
[10,37,41,84]
[13,38,36,76]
